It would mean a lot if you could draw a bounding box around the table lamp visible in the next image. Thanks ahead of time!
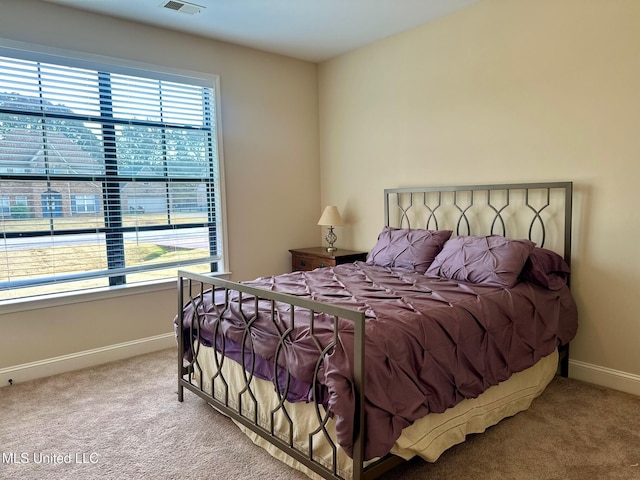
[317,206,344,253]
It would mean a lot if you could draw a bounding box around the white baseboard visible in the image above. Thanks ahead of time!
[0,333,176,388]
[2,338,638,398]
[569,359,640,397]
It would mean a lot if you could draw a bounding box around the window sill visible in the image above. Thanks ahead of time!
[0,272,231,315]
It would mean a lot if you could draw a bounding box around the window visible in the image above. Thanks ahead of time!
[0,197,8,217]
[71,194,99,214]
[41,191,63,218]
[0,46,223,301]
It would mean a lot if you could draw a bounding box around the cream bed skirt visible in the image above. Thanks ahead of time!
[190,345,558,480]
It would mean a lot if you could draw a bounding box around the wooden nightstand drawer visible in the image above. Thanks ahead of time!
[292,254,337,271]
[292,254,315,271]
[289,247,368,272]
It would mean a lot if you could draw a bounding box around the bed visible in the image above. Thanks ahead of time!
[176,182,578,480]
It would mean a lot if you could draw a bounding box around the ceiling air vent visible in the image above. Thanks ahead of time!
[160,0,204,15]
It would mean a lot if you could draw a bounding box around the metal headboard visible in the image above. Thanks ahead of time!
[384,182,573,266]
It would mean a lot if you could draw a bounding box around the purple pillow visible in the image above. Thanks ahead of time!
[426,235,536,288]
[520,247,570,290]
[366,227,452,273]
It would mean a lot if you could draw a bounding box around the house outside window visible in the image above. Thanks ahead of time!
[0,45,224,301]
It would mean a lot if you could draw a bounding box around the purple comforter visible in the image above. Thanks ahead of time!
[178,261,577,460]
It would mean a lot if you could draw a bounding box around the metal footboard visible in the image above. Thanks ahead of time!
[176,270,405,480]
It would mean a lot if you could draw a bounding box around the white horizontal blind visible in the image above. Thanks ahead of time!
[0,51,221,300]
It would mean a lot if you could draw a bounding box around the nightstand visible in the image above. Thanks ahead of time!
[289,247,368,272]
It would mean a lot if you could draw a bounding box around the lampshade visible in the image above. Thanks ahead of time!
[317,206,344,226]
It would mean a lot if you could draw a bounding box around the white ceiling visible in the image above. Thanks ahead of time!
[42,0,480,63]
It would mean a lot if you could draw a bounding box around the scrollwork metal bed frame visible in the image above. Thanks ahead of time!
[177,181,573,480]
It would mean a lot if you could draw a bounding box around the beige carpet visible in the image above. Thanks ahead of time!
[0,348,638,480]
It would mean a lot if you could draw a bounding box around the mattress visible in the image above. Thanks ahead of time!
[190,343,558,480]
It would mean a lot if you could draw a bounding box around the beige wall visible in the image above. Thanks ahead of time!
[318,0,640,377]
[2,0,638,387]
[0,0,319,367]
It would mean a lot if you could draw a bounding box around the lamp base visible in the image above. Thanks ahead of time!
[325,226,338,253]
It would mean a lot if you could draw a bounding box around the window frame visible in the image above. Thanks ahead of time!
[0,40,228,304]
